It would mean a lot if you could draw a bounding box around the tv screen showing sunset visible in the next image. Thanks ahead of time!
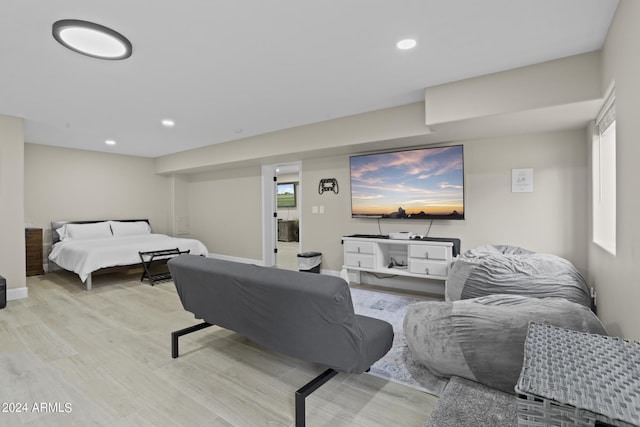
[350,145,464,219]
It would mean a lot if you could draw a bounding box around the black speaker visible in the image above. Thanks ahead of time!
[0,275,6,309]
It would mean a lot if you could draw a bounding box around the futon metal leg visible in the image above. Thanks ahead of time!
[171,321,212,358]
[295,368,338,427]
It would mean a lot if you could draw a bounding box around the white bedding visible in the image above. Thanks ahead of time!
[49,234,208,282]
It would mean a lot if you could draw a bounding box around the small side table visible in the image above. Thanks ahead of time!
[515,322,640,426]
[139,248,189,286]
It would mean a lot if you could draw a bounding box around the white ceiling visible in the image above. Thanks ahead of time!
[0,0,618,158]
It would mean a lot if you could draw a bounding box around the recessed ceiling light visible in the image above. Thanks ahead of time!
[105,139,116,146]
[52,19,132,60]
[161,119,175,127]
[396,38,417,50]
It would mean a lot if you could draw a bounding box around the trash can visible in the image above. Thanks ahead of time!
[297,252,322,273]
[0,275,6,309]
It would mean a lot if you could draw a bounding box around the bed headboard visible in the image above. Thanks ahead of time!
[50,219,150,244]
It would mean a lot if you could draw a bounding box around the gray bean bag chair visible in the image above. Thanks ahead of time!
[404,294,607,394]
[446,245,592,308]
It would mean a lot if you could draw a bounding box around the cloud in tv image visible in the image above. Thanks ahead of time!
[350,145,464,219]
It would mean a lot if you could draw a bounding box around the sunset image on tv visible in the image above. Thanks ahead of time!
[350,145,464,219]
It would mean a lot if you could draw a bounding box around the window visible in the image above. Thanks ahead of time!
[277,182,297,208]
[592,87,616,255]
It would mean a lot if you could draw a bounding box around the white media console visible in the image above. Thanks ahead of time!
[342,236,457,292]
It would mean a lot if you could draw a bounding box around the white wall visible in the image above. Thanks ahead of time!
[0,115,26,296]
[155,103,431,175]
[169,174,190,236]
[24,143,171,264]
[459,130,588,269]
[187,166,263,262]
[425,51,601,126]
[180,128,588,278]
[589,0,640,340]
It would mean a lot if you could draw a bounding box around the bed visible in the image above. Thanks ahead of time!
[48,219,208,290]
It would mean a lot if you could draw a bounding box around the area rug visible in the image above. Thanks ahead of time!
[424,376,517,427]
[350,288,449,396]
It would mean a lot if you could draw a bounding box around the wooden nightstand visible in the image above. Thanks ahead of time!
[25,228,44,276]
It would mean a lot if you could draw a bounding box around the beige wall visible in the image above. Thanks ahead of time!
[169,174,190,236]
[425,51,601,126]
[187,166,263,261]
[298,129,588,274]
[0,115,26,294]
[155,103,431,175]
[24,144,171,263]
[589,0,640,340]
[460,130,588,269]
[181,128,588,276]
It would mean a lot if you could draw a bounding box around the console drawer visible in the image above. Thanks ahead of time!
[344,240,376,255]
[344,253,375,269]
[408,259,449,277]
[408,244,448,261]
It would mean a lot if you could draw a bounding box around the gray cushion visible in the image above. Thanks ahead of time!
[446,245,592,308]
[168,254,393,374]
[404,294,607,394]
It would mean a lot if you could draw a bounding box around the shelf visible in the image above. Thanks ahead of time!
[342,264,446,280]
[342,236,456,284]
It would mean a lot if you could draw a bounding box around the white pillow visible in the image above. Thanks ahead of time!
[61,222,113,241]
[110,221,151,237]
[55,225,69,241]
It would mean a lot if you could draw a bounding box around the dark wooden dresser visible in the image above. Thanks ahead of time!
[25,228,44,276]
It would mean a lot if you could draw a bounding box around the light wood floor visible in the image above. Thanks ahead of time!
[0,271,438,426]
[275,241,300,271]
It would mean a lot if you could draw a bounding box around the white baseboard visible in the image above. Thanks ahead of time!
[7,286,29,301]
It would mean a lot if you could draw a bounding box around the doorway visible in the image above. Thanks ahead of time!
[262,162,301,269]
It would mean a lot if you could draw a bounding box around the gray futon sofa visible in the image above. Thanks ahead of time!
[168,254,393,426]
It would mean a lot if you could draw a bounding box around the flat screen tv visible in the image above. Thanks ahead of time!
[350,145,464,220]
